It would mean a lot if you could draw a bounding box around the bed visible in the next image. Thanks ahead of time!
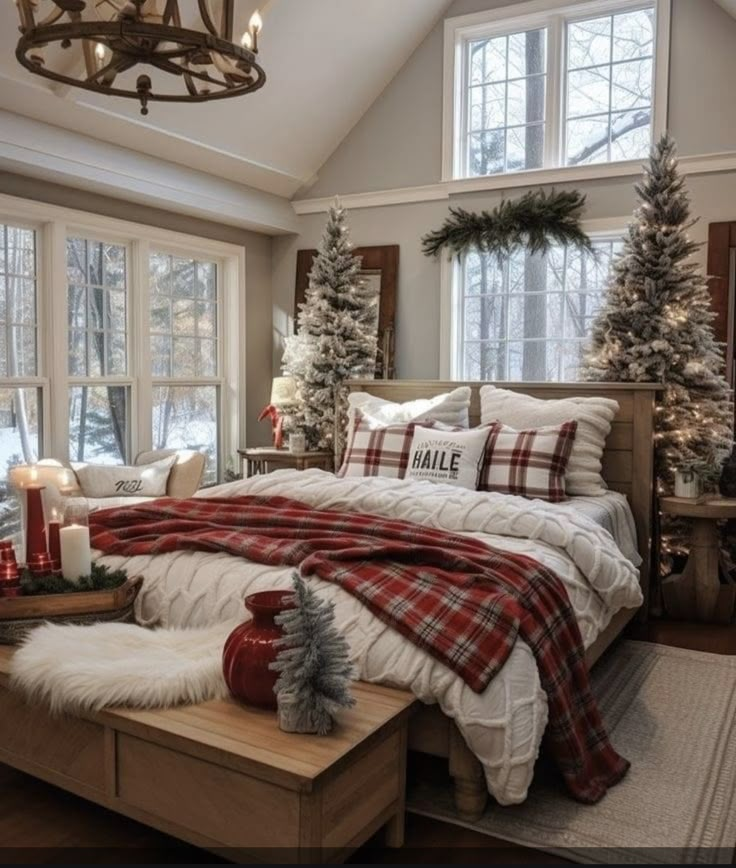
[96,380,658,818]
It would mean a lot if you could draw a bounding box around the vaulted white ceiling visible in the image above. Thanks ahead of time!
[0,0,452,201]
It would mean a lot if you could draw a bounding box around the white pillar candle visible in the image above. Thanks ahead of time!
[60,524,92,584]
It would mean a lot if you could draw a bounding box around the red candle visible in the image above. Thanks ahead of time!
[48,520,61,570]
[24,485,48,564]
[0,559,21,597]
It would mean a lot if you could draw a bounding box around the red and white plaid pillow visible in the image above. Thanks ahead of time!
[478,421,578,502]
[337,412,436,479]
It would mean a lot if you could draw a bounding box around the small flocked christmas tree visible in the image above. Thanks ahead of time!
[583,134,733,501]
[270,573,355,735]
[282,201,378,449]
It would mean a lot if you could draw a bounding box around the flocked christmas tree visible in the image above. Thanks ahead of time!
[583,134,733,510]
[282,201,378,449]
[270,573,355,735]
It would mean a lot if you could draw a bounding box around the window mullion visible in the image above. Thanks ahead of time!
[545,15,564,169]
[45,220,69,461]
[133,238,152,457]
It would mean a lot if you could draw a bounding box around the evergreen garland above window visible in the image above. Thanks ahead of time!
[421,189,593,260]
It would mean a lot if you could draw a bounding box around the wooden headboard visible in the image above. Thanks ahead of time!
[339,380,660,610]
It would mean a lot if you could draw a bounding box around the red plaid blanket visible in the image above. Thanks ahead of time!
[90,495,628,802]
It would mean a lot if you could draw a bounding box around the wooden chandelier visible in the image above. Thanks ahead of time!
[15,1,266,116]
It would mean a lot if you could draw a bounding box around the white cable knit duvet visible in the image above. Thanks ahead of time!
[95,469,643,805]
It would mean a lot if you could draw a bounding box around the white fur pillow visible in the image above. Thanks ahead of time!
[479,385,618,496]
[73,455,177,499]
[347,386,471,434]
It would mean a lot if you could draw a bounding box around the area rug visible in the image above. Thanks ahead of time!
[408,641,736,864]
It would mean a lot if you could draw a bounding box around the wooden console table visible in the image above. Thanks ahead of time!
[660,496,736,623]
[0,647,414,862]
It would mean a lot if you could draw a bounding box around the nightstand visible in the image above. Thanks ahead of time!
[238,447,334,478]
[659,495,736,623]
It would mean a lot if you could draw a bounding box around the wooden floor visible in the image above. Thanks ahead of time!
[0,620,733,864]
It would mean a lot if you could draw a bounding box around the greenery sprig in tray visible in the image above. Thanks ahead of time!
[19,564,129,597]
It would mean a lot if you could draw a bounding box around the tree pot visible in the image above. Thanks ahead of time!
[222,590,295,709]
[720,446,736,498]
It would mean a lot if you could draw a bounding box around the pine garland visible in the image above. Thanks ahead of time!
[421,189,593,259]
[20,563,128,596]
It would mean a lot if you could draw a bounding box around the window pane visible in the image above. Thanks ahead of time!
[67,237,127,376]
[466,28,546,176]
[152,386,218,485]
[564,8,654,166]
[460,239,621,382]
[0,388,41,544]
[150,252,219,378]
[0,225,38,379]
[68,385,129,465]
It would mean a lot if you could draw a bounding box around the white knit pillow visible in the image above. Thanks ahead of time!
[346,387,471,436]
[479,386,618,496]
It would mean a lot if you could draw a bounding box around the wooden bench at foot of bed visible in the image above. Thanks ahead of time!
[0,647,415,863]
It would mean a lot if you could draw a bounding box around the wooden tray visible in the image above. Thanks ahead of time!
[0,576,142,621]
[0,576,142,645]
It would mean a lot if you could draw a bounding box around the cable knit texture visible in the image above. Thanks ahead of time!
[95,470,642,805]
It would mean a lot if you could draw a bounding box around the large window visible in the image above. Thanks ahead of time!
[456,237,621,381]
[67,236,130,465]
[0,223,41,540]
[0,195,243,541]
[150,252,220,485]
[448,0,666,180]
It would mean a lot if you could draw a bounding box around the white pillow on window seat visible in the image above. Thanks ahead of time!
[72,455,177,500]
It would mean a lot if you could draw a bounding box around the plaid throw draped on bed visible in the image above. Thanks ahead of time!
[90,495,629,803]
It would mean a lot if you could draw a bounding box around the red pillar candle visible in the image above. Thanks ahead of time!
[0,559,21,597]
[48,519,61,571]
[24,485,47,565]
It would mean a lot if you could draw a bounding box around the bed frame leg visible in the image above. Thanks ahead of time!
[448,724,487,820]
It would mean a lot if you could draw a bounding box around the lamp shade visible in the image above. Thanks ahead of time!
[270,377,298,408]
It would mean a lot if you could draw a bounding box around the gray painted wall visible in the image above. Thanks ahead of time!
[274,0,736,382]
[0,172,273,449]
[300,0,736,198]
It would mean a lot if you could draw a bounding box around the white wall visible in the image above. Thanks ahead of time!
[274,0,736,381]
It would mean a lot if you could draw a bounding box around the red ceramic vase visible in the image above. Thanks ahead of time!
[222,590,295,709]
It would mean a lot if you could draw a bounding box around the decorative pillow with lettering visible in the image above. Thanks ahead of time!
[406,426,492,489]
[73,455,177,499]
[478,421,578,502]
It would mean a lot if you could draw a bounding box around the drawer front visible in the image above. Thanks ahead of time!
[0,685,106,791]
[321,731,401,849]
[116,734,300,848]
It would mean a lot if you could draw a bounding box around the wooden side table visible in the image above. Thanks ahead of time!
[238,447,334,478]
[659,496,736,623]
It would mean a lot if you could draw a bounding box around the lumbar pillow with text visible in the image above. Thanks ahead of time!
[479,385,617,496]
[73,454,177,499]
[337,412,438,479]
[478,421,578,502]
[406,425,491,489]
[346,387,471,440]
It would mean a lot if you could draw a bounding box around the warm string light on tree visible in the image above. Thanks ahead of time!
[582,133,733,567]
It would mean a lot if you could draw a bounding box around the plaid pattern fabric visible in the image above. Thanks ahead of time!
[91,494,628,803]
[478,421,578,502]
[337,412,434,479]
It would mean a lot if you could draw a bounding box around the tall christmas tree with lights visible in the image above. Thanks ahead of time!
[283,202,377,449]
[583,134,733,556]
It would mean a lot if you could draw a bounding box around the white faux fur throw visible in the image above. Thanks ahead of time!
[10,620,237,714]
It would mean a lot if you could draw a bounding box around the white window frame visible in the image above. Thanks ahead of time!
[0,193,245,482]
[440,218,627,379]
[442,0,671,183]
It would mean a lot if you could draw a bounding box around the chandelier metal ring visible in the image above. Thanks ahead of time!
[15,2,267,116]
